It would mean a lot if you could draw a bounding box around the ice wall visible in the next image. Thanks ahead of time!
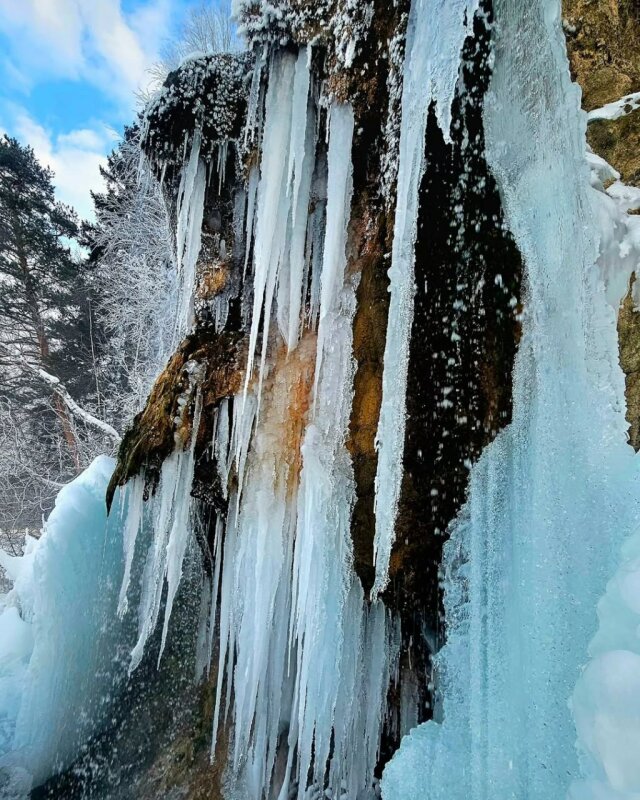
[0,457,129,792]
[569,166,640,800]
[210,98,399,800]
[381,0,640,798]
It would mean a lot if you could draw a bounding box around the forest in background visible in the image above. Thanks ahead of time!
[0,3,233,558]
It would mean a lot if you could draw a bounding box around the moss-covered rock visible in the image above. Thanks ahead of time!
[106,330,244,511]
[587,107,640,185]
[563,0,640,110]
[618,275,640,449]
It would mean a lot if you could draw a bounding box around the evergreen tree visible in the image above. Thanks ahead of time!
[0,135,99,530]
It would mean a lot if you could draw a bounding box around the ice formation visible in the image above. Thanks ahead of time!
[0,458,128,790]
[372,0,480,599]
[175,131,207,340]
[210,98,398,800]
[4,0,640,798]
[381,0,640,798]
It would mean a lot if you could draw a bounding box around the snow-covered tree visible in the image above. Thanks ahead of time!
[0,135,112,535]
[145,0,236,94]
[84,126,177,428]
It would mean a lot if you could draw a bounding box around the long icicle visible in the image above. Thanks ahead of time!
[371,0,479,600]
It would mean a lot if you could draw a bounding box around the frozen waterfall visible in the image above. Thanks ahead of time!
[382,0,640,798]
[2,1,640,798]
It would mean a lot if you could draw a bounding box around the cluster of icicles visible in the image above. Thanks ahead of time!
[119,2,481,788]
[121,41,420,799]
[115,0,640,796]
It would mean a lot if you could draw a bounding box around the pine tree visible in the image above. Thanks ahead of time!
[0,135,98,529]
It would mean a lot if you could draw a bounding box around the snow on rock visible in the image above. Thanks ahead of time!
[586,148,640,309]
[0,457,129,791]
[142,52,253,170]
[588,92,640,123]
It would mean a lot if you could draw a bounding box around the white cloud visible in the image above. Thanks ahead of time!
[3,106,117,221]
[0,0,175,109]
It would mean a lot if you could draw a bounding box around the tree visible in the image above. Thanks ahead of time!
[83,126,177,429]
[145,0,236,93]
[0,135,109,534]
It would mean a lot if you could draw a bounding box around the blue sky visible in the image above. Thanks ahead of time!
[0,0,203,220]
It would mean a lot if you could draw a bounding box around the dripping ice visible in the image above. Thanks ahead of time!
[2,2,640,799]
[382,0,640,798]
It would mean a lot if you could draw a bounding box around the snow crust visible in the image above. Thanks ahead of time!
[0,457,128,791]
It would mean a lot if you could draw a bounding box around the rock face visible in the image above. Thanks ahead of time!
[563,0,640,449]
[588,110,640,186]
[563,0,640,110]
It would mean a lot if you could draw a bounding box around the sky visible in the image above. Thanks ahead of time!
[0,0,202,220]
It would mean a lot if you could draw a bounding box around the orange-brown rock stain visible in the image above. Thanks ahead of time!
[346,202,390,594]
[254,331,317,499]
[107,329,245,509]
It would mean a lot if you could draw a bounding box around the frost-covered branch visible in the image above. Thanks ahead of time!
[88,130,177,426]
[35,367,121,444]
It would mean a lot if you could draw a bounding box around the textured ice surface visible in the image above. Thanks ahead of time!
[0,457,128,790]
[382,0,640,798]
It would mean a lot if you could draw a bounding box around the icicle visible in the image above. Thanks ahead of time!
[116,476,145,617]
[244,45,267,147]
[306,152,328,329]
[129,391,201,672]
[175,132,207,340]
[312,103,354,402]
[244,51,297,404]
[214,398,231,494]
[206,515,224,671]
[282,71,315,350]
[194,573,212,682]
[158,391,202,662]
[245,47,315,406]
[211,93,398,800]
[231,391,258,506]
[243,165,260,279]
[372,0,480,600]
